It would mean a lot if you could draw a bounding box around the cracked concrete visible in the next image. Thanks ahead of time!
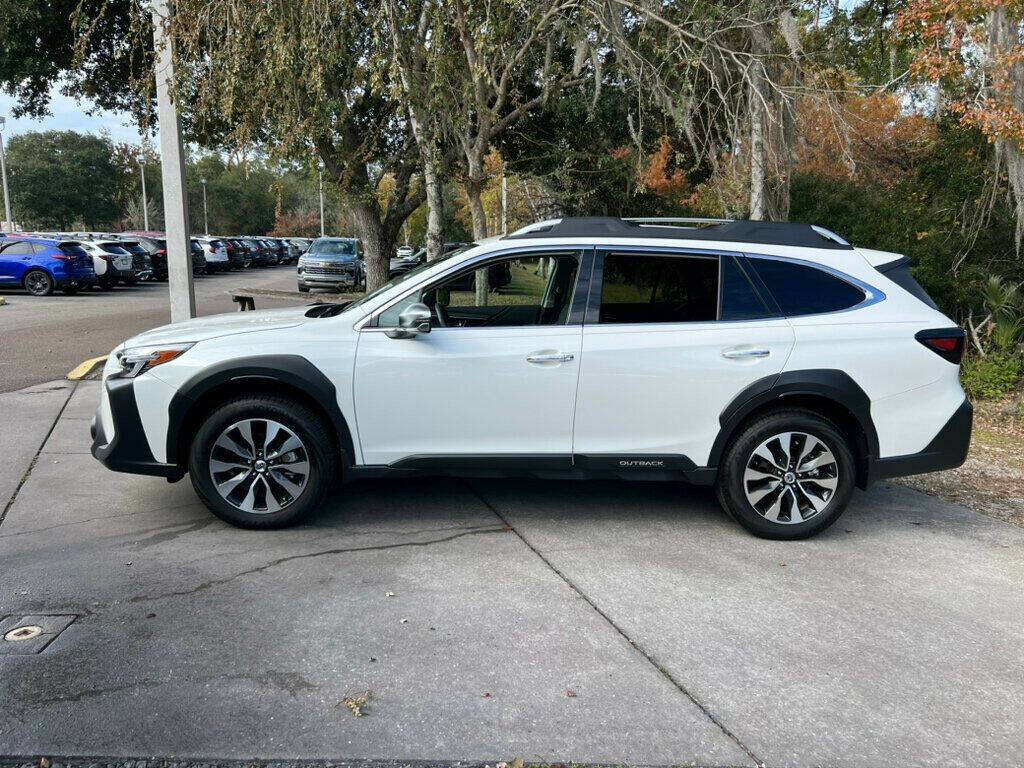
[1,380,1023,767]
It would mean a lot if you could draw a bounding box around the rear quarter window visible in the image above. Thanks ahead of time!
[748,258,865,316]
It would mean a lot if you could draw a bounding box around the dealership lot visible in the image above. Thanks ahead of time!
[1,380,1021,766]
[0,266,301,393]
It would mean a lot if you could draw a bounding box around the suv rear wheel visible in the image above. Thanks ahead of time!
[23,269,54,296]
[716,408,855,539]
[188,395,337,528]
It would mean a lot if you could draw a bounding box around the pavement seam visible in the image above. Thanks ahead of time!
[0,381,78,531]
[464,481,765,768]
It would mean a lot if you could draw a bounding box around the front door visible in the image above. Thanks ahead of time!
[354,251,586,467]
[572,249,795,469]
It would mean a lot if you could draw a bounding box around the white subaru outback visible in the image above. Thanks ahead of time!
[91,217,971,539]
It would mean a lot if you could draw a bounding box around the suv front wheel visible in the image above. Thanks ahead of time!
[716,408,855,540]
[188,395,337,528]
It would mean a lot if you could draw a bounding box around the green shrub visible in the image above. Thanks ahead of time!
[961,353,1022,400]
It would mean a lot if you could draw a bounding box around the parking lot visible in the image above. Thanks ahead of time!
[1,379,1022,767]
[0,266,301,393]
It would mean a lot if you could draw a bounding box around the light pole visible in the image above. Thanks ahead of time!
[0,117,12,233]
[139,155,149,230]
[200,177,209,235]
[318,167,325,237]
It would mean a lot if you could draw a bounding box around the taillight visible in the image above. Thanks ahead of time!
[52,253,72,261]
[915,328,966,364]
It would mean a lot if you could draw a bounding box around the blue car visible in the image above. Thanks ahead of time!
[0,236,97,296]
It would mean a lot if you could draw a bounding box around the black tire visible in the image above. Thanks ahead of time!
[297,283,310,293]
[188,395,337,529]
[124,277,138,286]
[23,269,54,296]
[716,408,855,540]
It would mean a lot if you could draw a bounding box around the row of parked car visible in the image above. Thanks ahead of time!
[0,230,314,297]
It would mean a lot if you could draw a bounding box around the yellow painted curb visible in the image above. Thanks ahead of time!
[67,356,107,381]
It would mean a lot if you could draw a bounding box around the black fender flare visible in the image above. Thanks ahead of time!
[166,354,355,470]
[707,369,879,470]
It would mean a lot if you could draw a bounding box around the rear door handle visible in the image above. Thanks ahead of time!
[527,353,574,364]
[722,346,770,359]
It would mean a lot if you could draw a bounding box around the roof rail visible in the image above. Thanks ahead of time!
[623,217,733,226]
[503,216,853,250]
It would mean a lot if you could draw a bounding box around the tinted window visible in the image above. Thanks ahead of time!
[1,241,35,256]
[59,244,89,257]
[378,254,579,328]
[720,256,772,321]
[749,258,864,316]
[599,253,718,324]
[100,244,130,255]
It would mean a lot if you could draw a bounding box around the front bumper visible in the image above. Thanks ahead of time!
[91,377,182,479]
[868,398,973,484]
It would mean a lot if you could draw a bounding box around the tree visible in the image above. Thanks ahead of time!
[897,0,1024,247]
[168,0,424,290]
[382,0,450,262]
[5,131,120,229]
[0,0,150,119]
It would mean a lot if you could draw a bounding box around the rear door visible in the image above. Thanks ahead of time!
[571,248,794,470]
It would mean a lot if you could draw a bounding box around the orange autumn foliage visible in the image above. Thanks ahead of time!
[796,92,936,188]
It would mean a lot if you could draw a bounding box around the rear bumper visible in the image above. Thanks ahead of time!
[91,377,182,479]
[55,274,97,288]
[868,398,973,484]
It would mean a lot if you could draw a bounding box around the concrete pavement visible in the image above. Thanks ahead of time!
[1,381,1022,766]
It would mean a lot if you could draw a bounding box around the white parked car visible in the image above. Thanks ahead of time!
[396,244,414,258]
[91,217,971,539]
[78,240,136,289]
[195,236,231,273]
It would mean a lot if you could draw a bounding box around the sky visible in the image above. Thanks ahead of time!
[0,84,143,145]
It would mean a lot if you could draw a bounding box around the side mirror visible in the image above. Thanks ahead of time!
[385,302,432,339]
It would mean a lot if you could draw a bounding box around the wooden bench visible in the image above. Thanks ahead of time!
[228,287,363,311]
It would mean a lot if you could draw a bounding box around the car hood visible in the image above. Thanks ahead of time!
[117,306,311,350]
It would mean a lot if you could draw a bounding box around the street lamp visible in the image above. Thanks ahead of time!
[138,154,149,231]
[200,177,209,235]
[0,117,12,233]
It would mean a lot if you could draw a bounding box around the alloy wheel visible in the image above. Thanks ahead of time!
[24,271,52,296]
[208,418,310,514]
[743,431,839,524]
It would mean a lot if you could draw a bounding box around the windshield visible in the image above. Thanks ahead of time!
[308,239,356,257]
[347,244,474,312]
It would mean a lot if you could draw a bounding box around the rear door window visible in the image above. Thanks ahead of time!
[748,258,865,316]
[598,253,718,324]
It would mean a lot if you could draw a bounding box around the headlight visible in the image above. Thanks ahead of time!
[112,342,194,378]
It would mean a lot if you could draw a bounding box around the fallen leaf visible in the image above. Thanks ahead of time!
[339,689,372,717]
[399,618,408,624]
[482,691,491,698]
[566,689,577,697]
[40,759,51,768]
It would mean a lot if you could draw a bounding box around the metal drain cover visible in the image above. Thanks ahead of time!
[4,625,43,642]
[0,615,76,655]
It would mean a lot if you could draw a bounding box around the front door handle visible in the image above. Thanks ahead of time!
[722,346,770,359]
[527,353,574,364]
